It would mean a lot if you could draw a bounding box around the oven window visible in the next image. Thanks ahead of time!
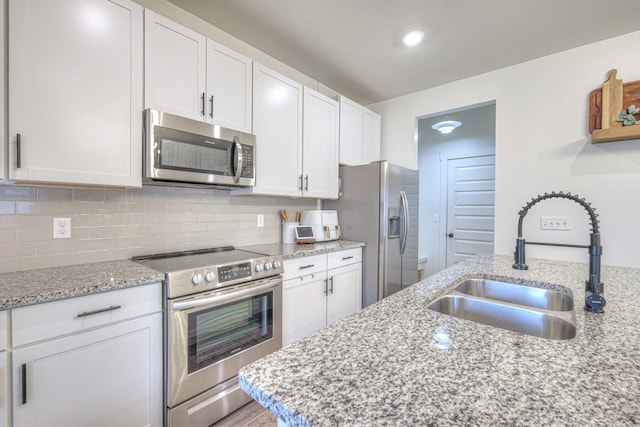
[187,292,273,373]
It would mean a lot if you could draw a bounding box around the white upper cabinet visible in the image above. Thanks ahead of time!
[206,40,253,133]
[362,108,382,164]
[338,96,364,165]
[0,1,5,181]
[144,9,206,121]
[8,0,143,188]
[144,11,252,133]
[234,63,302,197]
[337,96,382,165]
[302,87,339,199]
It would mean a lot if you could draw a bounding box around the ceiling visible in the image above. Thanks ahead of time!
[167,0,640,105]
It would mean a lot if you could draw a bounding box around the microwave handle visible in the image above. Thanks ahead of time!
[232,137,243,183]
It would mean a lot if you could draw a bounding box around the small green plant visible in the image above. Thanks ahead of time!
[618,104,640,126]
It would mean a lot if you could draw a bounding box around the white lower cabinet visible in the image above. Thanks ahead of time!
[0,311,7,427]
[11,284,162,427]
[283,248,362,346]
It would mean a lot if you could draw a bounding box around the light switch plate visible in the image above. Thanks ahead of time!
[257,214,264,227]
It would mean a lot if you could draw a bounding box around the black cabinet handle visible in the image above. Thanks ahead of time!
[16,134,22,169]
[201,92,206,116]
[77,305,122,318]
[342,256,354,261]
[448,233,454,238]
[21,363,27,405]
[209,95,214,118]
[329,277,334,294]
[299,264,315,270]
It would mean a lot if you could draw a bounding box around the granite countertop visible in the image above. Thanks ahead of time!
[240,240,365,259]
[0,241,363,310]
[0,260,165,310]
[239,254,640,426]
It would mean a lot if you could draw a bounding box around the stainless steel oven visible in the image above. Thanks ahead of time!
[143,109,255,187]
[133,247,283,427]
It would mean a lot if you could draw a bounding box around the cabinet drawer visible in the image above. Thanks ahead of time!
[283,254,327,280]
[0,311,6,351]
[12,283,162,347]
[328,248,362,270]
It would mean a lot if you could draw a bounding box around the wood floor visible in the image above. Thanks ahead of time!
[212,400,277,427]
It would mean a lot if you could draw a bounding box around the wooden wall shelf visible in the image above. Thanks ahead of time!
[589,69,640,143]
[592,125,640,143]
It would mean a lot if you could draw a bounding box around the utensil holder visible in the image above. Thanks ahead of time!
[282,222,299,244]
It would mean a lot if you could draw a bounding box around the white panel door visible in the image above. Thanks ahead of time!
[338,96,364,165]
[283,273,328,346]
[362,108,381,164]
[446,155,496,266]
[206,39,253,132]
[12,314,162,427]
[144,9,206,120]
[250,63,302,197]
[327,263,362,326]
[302,87,339,199]
[9,0,143,187]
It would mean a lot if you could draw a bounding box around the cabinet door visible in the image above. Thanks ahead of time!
[247,63,302,197]
[144,9,206,120]
[206,40,253,133]
[8,0,143,187]
[338,96,364,166]
[327,263,362,326]
[283,272,328,346]
[302,87,339,199]
[0,352,6,427]
[362,108,381,164]
[12,314,162,427]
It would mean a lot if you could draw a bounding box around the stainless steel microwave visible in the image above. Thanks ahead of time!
[143,109,255,187]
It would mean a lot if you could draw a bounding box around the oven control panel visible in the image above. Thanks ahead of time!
[218,262,252,283]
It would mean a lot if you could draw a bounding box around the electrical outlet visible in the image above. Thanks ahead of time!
[53,218,71,239]
[540,216,572,231]
[257,214,264,228]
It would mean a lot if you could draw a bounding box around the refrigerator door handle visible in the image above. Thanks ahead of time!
[400,190,409,255]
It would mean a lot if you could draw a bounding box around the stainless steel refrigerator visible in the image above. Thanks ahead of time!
[326,161,419,308]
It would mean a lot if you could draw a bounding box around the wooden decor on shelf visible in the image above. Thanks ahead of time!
[589,69,640,143]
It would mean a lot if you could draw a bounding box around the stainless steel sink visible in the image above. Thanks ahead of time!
[427,279,576,340]
[453,279,574,311]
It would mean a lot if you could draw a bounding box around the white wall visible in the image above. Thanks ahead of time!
[369,30,640,268]
[418,105,496,275]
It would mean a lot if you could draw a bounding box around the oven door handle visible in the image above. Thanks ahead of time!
[171,279,281,311]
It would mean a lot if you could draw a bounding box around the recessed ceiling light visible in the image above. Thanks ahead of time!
[432,120,462,134]
[402,30,424,47]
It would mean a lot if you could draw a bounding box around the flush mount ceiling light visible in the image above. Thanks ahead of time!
[402,30,424,47]
[432,120,462,134]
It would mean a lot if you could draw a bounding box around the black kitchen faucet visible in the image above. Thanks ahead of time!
[512,191,606,313]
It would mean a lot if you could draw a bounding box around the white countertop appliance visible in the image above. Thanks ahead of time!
[299,210,341,242]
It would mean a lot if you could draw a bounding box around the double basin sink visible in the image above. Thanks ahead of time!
[428,278,576,340]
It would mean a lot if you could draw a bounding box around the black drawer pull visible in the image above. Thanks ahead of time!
[77,305,122,318]
[342,256,354,261]
[299,264,315,270]
[21,363,27,405]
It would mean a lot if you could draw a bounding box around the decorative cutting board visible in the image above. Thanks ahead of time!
[589,69,640,143]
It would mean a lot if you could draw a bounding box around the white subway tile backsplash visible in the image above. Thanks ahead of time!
[0,185,316,273]
[0,202,15,215]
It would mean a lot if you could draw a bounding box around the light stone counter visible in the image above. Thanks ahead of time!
[0,260,165,309]
[240,240,364,259]
[239,254,640,426]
